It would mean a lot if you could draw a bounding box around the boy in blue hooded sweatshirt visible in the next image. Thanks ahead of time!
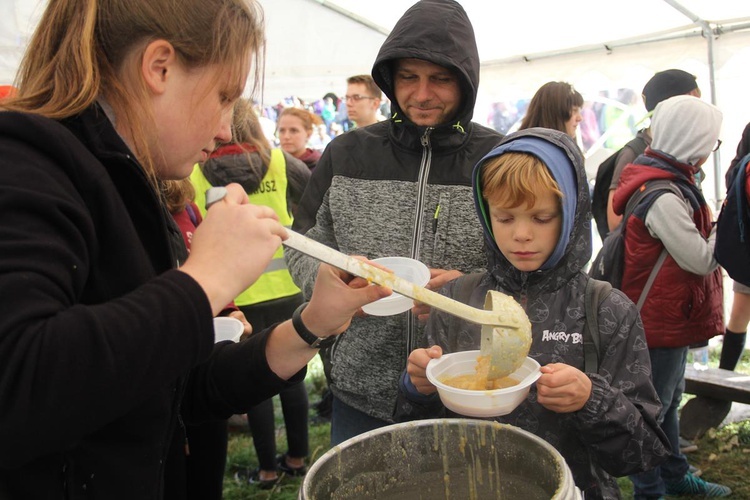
[398,128,669,499]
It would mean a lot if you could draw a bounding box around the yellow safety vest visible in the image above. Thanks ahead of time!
[190,148,301,306]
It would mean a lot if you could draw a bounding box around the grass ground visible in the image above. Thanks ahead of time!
[223,350,749,499]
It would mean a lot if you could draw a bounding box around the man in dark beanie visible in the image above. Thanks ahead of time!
[642,69,701,112]
[602,69,702,235]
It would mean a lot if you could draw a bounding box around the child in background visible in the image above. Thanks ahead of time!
[613,96,729,499]
[399,128,669,499]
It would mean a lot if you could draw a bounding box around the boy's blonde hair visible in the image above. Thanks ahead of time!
[481,152,562,208]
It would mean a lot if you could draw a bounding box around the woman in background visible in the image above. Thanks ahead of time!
[190,99,311,489]
[277,107,324,170]
[520,81,584,140]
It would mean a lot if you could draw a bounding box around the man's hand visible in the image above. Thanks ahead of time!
[412,269,463,322]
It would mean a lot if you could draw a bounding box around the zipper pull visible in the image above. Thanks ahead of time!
[519,274,529,309]
[177,413,190,456]
[420,127,433,147]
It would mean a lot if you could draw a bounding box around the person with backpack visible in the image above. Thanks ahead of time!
[592,69,701,241]
[682,121,750,440]
[719,121,750,374]
[397,128,669,499]
[612,95,731,498]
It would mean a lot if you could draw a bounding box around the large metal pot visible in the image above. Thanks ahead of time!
[300,418,581,499]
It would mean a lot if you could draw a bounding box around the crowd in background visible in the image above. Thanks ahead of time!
[254,93,391,151]
[256,87,648,164]
[0,0,746,498]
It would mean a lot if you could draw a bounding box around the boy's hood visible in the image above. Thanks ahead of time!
[471,128,592,293]
[371,0,479,127]
[650,95,722,166]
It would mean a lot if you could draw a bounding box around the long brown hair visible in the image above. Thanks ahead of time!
[2,0,265,185]
[231,98,271,167]
[520,82,583,134]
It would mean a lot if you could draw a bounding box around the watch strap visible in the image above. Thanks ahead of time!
[292,302,336,349]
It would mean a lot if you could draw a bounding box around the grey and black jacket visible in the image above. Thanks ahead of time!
[287,0,502,423]
[397,129,670,499]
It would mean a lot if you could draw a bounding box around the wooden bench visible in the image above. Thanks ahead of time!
[680,366,750,439]
[683,366,750,404]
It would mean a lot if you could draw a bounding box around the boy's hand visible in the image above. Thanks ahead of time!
[536,363,592,413]
[412,269,463,323]
[407,346,443,395]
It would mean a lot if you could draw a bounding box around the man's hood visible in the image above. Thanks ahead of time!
[371,0,479,127]
[471,128,592,292]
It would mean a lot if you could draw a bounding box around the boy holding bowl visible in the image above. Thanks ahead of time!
[399,128,668,499]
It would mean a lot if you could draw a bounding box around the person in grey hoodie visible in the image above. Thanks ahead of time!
[286,0,502,445]
[400,128,669,499]
[613,96,730,498]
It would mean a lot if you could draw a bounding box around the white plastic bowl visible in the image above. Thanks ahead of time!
[213,317,244,343]
[361,256,430,316]
[426,350,541,417]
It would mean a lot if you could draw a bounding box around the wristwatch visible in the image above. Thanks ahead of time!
[292,302,336,349]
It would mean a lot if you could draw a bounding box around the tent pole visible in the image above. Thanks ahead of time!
[662,0,722,206]
[704,22,723,207]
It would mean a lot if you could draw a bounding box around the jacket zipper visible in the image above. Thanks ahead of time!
[519,273,530,310]
[178,411,190,456]
[406,128,433,355]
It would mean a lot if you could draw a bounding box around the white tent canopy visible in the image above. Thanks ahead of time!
[1,0,749,201]
[259,0,749,204]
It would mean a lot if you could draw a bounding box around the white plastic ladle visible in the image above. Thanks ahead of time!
[205,187,530,378]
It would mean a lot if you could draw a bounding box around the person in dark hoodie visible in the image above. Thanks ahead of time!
[720,121,750,374]
[399,128,670,499]
[190,99,311,488]
[286,0,503,445]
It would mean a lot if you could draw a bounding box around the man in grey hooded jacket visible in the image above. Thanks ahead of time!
[286,0,502,444]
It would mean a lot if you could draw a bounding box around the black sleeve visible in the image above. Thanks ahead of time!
[282,151,311,211]
[291,142,335,234]
[727,122,750,185]
[181,326,306,422]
